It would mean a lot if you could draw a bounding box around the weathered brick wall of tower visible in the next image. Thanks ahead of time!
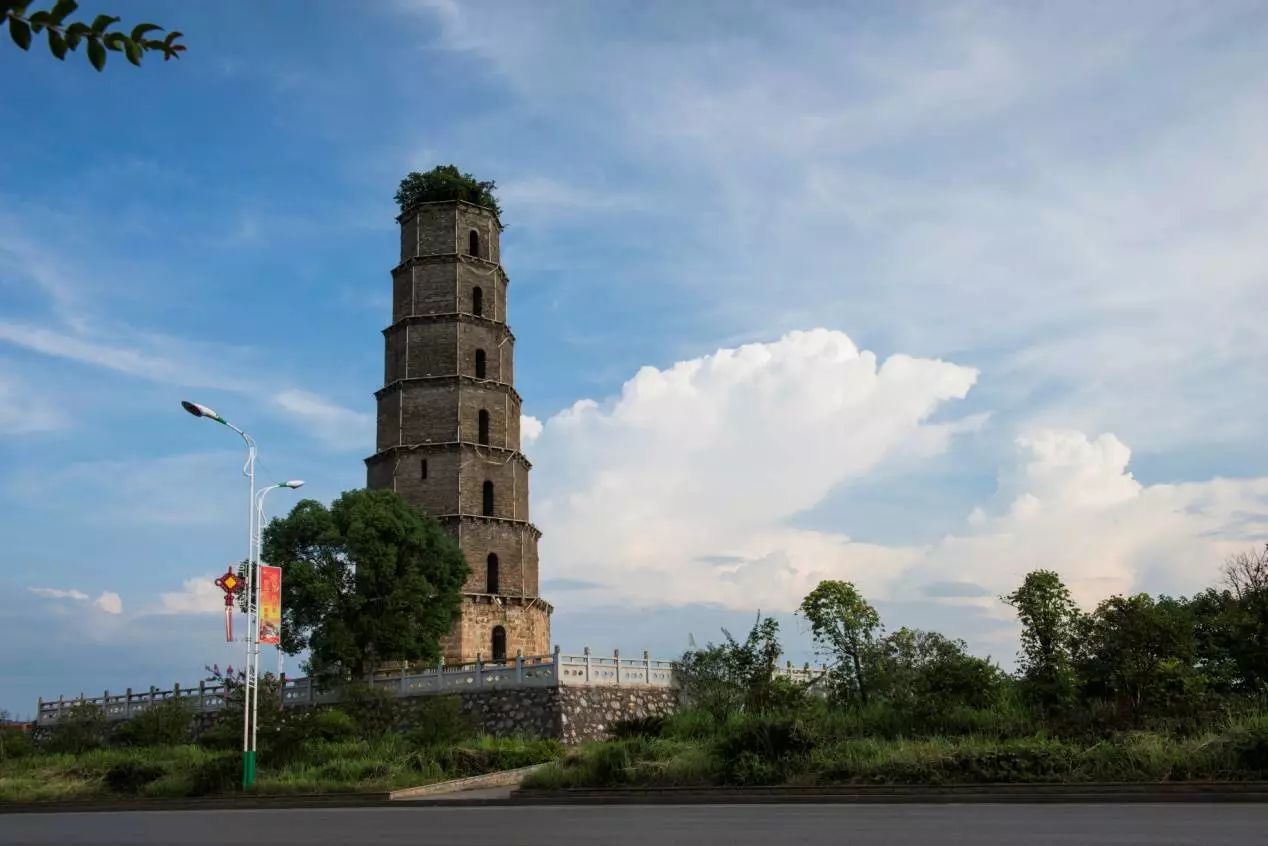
[366,200,552,663]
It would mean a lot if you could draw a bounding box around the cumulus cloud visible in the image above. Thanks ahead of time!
[530,334,1268,633]
[914,431,1268,610]
[532,329,977,607]
[94,592,123,615]
[29,587,123,615]
[153,577,223,615]
[520,414,543,447]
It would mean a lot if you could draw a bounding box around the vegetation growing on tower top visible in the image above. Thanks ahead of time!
[395,165,503,226]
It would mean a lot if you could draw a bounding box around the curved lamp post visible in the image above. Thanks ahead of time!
[181,400,259,789]
[254,480,303,752]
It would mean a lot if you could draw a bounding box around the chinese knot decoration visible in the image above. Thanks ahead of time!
[214,566,245,642]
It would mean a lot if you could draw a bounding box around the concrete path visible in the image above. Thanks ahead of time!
[3,803,1267,845]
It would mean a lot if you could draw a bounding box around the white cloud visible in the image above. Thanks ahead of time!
[152,577,223,615]
[28,587,123,615]
[530,335,1268,635]
[520,414,543,447]
[29,587,89,601]
[912,431,1268,611]
[533,329,977,607]
[273,389,373,452]
[94,592,123,615]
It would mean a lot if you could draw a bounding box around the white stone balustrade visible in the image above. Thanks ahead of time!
[36,646,824,725]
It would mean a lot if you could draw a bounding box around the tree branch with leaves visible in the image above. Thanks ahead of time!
[4,1,184,71]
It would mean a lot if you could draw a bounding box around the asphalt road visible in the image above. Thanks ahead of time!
[2,803,1267,845]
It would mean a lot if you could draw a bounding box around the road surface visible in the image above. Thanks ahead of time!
[2,803,1265,845]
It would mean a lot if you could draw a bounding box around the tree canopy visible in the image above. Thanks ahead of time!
[261,488,469,682]
[395,165,503,225]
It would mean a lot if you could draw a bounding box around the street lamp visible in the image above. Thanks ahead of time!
[254,480,303,752]
[181,400,259,789]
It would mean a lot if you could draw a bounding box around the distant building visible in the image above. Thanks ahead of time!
[366,199,551,664]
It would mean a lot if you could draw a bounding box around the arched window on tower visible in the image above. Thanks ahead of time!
[472,286,483,316]
[482,480,494,516]
[486,553,499,594]
[491,625,507,662]
[478,409,490,445]
[468,230,480,258]
[475,349,486,379]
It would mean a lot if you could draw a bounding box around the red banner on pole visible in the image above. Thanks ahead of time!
[258,565,281,645]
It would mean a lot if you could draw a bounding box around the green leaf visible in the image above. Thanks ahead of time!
[27,10,49,31]
[90,13,117,34]
[123,38,141,66]
[130,22,160,42]
[0,3,32,16]
[86,36,105,70]
[103,31,126,51]
[8,17,31,50]
[47,26,66,59]
[49,0,77,25]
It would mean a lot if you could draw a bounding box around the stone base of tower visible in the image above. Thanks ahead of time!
[441,594,552,664]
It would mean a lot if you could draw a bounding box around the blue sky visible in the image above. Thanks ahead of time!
[2,1,1267,716]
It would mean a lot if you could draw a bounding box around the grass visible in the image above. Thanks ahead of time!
[521,708,1268,790]
[0,734,564,803]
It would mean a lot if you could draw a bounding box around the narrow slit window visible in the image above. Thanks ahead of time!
[475,348,486,379]
[468,230,480,258]
[472,286,483,316]
[486,553,500,594]
[421,458,428,480]
[491,625,507,662]
[482,480,494,516]
[478,409,490,445]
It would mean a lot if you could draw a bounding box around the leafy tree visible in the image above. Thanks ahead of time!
[395,165,503,224]
[678,614,789,718]
[1003,570,1081,708]
[869,627,1005,712]
[261,488,470,682]
[44,702,107,754]
[798,580,882,705]
[4,2,184,71]
[1073,593,1200,720]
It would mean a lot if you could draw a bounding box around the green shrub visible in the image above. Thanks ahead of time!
[187,753,240,796]
[115,698,193,747]
[403,696,472,747]
[0,725,35,761]
[44,704,108,755]
[104,761,168,794]
[342,684,403,738]
[713,713,813,785]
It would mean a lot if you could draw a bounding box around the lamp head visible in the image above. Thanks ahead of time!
[281,480,305,489]
[180,401,224,423]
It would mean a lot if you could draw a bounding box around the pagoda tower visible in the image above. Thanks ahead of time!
[366,198,551,663]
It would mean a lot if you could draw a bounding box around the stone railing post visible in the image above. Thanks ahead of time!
[583,646,591,684]
[476,653,484,689]
[149,685,157,707]
[124,689,132,719]
[552,644,561,687]
[198,681,206,713]
[103,689,110,714]
[644,650,652,685]
[173,682,180,704]
[36,697,42,724]
[614,649,621,686]
[57,694,64,722]
[401,661,409,697]
[515,649,524,685]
